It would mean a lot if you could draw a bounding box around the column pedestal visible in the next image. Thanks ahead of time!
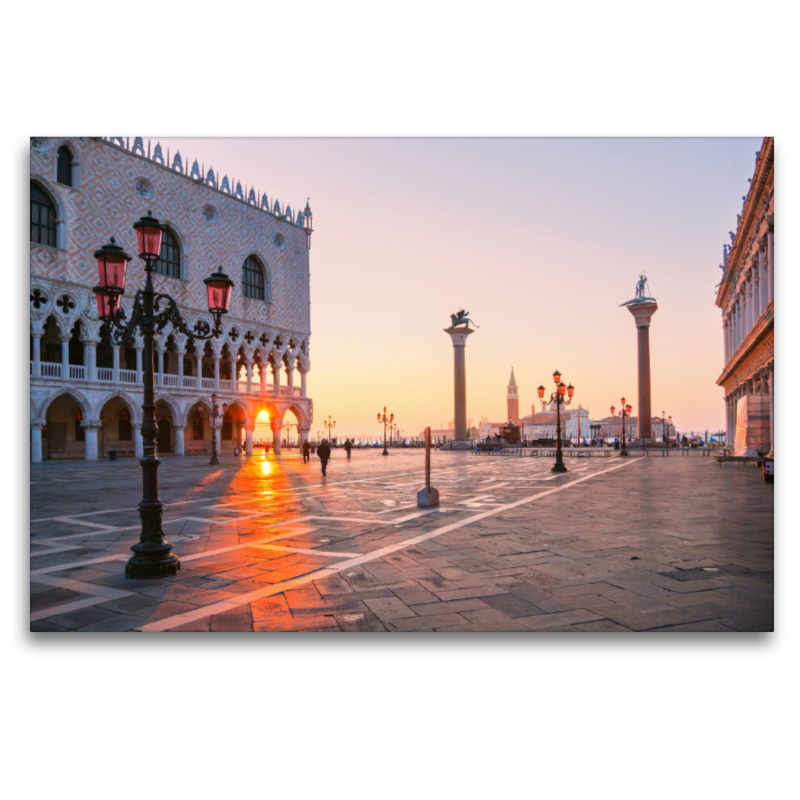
[444,325,475,442]
[626,300,658,440]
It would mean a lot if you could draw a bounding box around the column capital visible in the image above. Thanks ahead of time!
[30,418,46,429]
[245,424,256,432]
[444,326,475,346]
[31,330,43,339]
[131,421,142,430]
[626,300,658,328]
[174,423,186,430]
[80,420,103,430]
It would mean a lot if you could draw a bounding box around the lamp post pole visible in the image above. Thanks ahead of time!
[92,212,234,579]
[378,407,394,456]
[537,370,574,474]
[325,415,336,444]
[610,398,633,457]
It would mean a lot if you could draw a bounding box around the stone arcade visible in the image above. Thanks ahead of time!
[30,137,314,461]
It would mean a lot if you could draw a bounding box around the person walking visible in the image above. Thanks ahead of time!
[302,440,310,464]
[317,438,331,477]
[344,438,353,460]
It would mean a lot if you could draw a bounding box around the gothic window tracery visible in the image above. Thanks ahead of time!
[243,255,266,300]
[155,228,181,279]
[31,183,57,247]
[56,146,73,186]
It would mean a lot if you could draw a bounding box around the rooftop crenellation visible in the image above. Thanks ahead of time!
[98,137,313,232]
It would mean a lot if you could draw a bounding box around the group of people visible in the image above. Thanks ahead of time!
[302,438,354,476]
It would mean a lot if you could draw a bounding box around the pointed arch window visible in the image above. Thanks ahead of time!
[57,146,73,186]
[31,183,57,247]
[156,228,181,278]
[243,255,266,300]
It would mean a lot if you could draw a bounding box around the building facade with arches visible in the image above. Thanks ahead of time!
[30,136,314,461]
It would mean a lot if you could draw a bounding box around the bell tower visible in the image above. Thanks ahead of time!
[507,367,519,422]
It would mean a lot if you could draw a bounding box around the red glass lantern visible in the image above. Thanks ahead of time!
[621,397,626,406]
[377,413,381,421]
[557,382,566,396]
[567,383,575,398]
[390,414,394,423]
[537,385,545,399]
[222,403,228,414]
[626,404,632,415]
[553,369,561,384]
[211,393,218,404]
[95,292,119,319]
[133,211,164,260]
[94,237,130,294]
[204,267,234,316]
[610,406,616,415]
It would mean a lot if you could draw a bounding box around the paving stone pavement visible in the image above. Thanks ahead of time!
[29,448,774,632]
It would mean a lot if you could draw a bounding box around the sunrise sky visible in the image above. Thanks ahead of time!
[160,137,761,439]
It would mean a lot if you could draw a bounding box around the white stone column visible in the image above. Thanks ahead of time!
[768,222,774,303]
[300,368,308,397]
[299,426,310,445]
[747,273,754,332]
[132,421,143,459]
[174,424,186,456]
[260,359,267,395]
[32,333,42,378]
[214,356,220,390]
[272,423,283,455]
[760,240,769,311]
[61,336,70,378]
[245,425,254,455]
[112,345,120,384]
[444,325,475,441]
[86,341,97,382]
[626,301,658,440]
[177,348,185,383]
[31,421,44,462]
[135,345,143,385]
[154,346,164,387]
[196,354,203,387]
[273,359,282,396]
[213,420,221,456]
[245,359,253,393]
[287,364,295,394]
[82,421,100,460]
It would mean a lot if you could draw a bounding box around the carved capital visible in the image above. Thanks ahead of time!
[80,420,103,430]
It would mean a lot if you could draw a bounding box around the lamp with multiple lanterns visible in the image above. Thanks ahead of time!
[610,398,633,457]
[661,411,672,444]
[324,415,336,442]
[537,370,574,473]
[377,407,394,456]
[93,211,234,579]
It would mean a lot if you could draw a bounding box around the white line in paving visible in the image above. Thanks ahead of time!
[137,456,644,632]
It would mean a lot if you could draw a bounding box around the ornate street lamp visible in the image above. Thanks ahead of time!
[377,407,394,456]
[325,415,336,443]
[537,370,574,473]
[610,398,633,457]
[209,394,228,466]
[93,211,234,579]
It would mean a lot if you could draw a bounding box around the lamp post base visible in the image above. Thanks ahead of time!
[619,451,629,457]
[382,449,389,456]
[551,462,568,473]
[126,551,180,579]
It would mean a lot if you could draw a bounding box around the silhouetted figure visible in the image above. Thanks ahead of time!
[344,439,353,460]
[317,439,331,477]
[302,440,310,464]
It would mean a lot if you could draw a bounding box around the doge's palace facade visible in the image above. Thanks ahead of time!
[30,136,314,461]
[715,136,774,456]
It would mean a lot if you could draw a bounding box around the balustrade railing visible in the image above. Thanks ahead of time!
[120,369,137,384]
[292,387,302,397]
[219,379,232,391]
[162,374,179,387]
[69,365,86,380]
[201,378,215,390]
[97,367,113,382]
[237,380,249,393]
[279,386,290,396]
[40,362,62,378]
[182,376,198,389]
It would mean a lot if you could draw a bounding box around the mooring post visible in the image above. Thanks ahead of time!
[417,426,439,507]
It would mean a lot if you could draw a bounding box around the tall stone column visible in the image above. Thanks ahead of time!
[245,359,253,393]
[273,359,282,396]
[299,426,310,445]
[244,425,254,456]
[61,336,70,378]
[272,422,283,455]
[132,421,143,459]
[135,344,143,385]
[31,421,44,462]
[82,420,101,460]
[112,345,120,384]
[300,368,308,397]
[32,333,42,378]
[214,356,221,390]
[626,300,658,440]
[444,325,475,442]
[174,424,186,456]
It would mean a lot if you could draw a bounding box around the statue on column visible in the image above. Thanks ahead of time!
[449,309,480,329]
[621,273,656,307]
